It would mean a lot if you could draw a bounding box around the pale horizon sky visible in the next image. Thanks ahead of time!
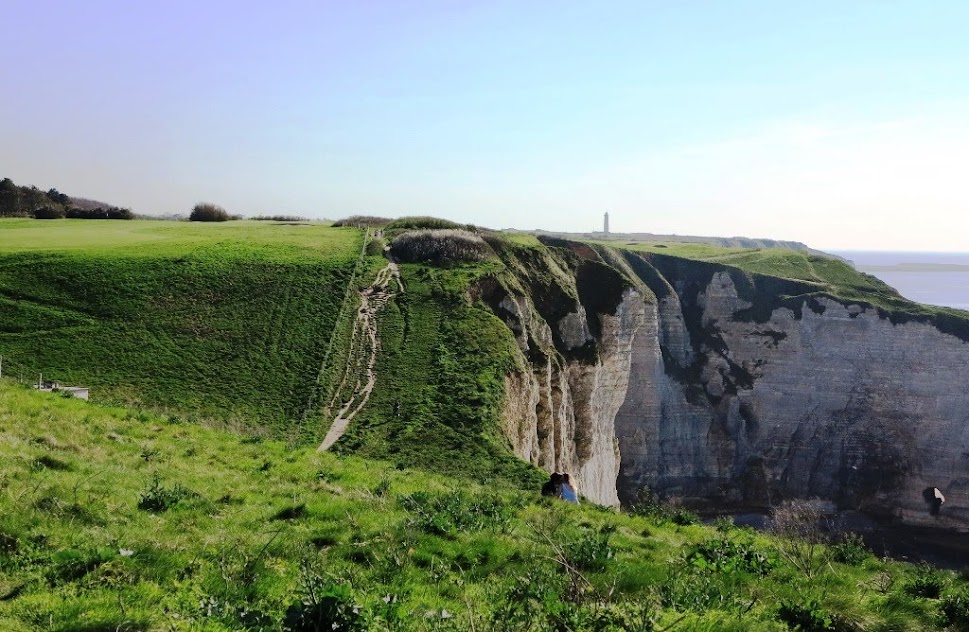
[3,1,968,251]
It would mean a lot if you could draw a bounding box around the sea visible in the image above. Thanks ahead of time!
[832,251,969,312]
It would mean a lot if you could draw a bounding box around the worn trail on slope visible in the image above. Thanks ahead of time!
[319,261,403,451]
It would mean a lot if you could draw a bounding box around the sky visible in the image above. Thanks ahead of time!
[2,0,968,250]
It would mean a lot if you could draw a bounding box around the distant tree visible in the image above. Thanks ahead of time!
[46,188,70,205]
[0,178,23,216]
[64,206,134,220]
[189,203,230,222]
[110,207,135,220]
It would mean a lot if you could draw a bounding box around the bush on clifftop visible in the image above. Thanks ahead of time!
[389,229,493,266]
[190,202,231,222]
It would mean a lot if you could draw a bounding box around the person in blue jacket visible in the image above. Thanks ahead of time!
[560,473,579,503]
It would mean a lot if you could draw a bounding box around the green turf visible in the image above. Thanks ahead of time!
[613,240,969,340]
[333,260,538,487]
[0,219,364,438]
[1,381,959,631]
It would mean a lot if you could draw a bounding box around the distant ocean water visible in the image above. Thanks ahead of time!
[832,251,969,311]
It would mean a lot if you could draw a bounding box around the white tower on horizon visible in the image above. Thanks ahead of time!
[604,211,610,234]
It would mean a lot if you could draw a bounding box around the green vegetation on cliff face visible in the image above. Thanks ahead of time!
[0,219,363,438]
[620,241,969,341]
[4,381,967,631]
[332,260,539,487]
[622,243,899,304]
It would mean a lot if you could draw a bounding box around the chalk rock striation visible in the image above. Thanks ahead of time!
[485,239,969,526]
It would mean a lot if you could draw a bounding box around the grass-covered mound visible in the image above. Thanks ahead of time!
[389,229,494,266]
[0,219,365,438]
[2,381,967,631]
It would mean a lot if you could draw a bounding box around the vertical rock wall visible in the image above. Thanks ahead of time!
[490,242,969,526]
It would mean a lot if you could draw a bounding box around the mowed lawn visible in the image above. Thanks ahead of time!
[0,219,364,438]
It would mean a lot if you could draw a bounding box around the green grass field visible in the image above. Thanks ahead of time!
[3,380,965,631]
[0,219,364,439]
[6,221,969,629]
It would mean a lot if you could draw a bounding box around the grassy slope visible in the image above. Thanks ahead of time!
[0,219,547,485]
[332,258,541,488]
[2,381,962,631]
[620,243,897,302]
[0,219,363,439]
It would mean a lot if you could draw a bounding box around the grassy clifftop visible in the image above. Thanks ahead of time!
[607,241,969,341]
[0,219,367,440]
[3,380,965,631]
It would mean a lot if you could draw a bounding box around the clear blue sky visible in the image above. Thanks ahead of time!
[3,1,968,250]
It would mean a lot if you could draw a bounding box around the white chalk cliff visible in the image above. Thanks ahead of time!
[489,241,969,527]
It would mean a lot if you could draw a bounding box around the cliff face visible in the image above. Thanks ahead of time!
[488,241,969,526]
[486,245,648,506]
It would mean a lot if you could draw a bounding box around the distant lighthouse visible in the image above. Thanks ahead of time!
[603,211,610,235]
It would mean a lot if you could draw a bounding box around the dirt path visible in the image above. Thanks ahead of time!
[318,261,403,451]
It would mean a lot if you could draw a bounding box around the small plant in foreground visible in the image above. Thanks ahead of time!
[940,591,969,630]
[688,535,776,575]
[905,563,947,599]
[137,474,194,512]
[629,487,699,525]
[771,499,831,578]
[564,529,614,573]
[399,490,513,536]
[777,597,833,631]
[831,532,870,565]
[660,559,744,613]
[285,562,364,631]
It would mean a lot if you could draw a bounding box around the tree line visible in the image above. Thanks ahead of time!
[0,177,133,220]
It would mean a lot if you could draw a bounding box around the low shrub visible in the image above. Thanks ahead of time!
[286,565,365,632]
[777,597,833,631]
[399,490,513,536]
[332,215,392,228]
[940,591,969,630]
[385,216,462,231]
[138,475,194,512]
[389,229,493,266]
[0,530,19,554]
[47,547,114,585]
[660,560,742,613]
[831,532,870,565]
[65,206,134,220]
[32,454,72,471]
[372,477,392,497]
[190,202,231,222]
[33,206,66,219]
[252,214,309,222]
[365,238,386,257]
[272,503,308,521]
[564,530,614,572]
[628,487,700,526]
[905,563,947,599]
[688,536,776,576]
[771,498,831,578]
